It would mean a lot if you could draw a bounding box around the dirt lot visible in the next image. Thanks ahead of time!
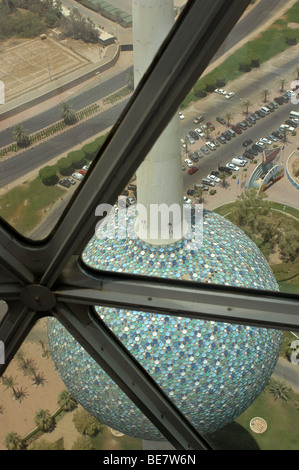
[0,36,90,102]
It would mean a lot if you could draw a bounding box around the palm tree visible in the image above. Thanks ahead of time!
[12,124,30,148]
[34,409,55,432]
[58,389,77,411]
[194,188,205,204]
[32,372,47,387]
[39,339,50,358]
[268,378,291,401]
[5,432,26,450]
[14,387,28,403]
[219,171,229,188]
[60,103,77,125]
[2,375,18,400]
[279,78,286,92]
[242,100,251,115]
[261,89,270,103]
[17,357,37,377]
[224,112,232,127]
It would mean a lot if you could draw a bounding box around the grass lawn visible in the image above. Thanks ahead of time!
[181,1,299,108]
[92,426,142,450]
[0,176,65,235]
[207,388,299,450]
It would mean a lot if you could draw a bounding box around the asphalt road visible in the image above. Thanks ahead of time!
[0,67,132,147]
[0,99,128,187]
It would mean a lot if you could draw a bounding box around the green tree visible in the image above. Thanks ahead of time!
[39,166,58,186]
[60,103,77,125]
[13,124,30,148]
[242,100,251,115]
[67,150,86,169]
[218,171,229,188]
[267,379,292,401]
[57,157,73,176]
[72,408,103,437]
[34,409,55,432]
[279,78,286,92]
[5,432,26,450]
[58,390,77,412]
[71,435,94,450]
[224,112,232,126]
[261,89,270,103]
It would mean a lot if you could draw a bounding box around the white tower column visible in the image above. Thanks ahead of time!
[133,0,187,245]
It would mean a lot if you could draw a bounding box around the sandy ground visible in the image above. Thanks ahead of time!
[0,319,68,450]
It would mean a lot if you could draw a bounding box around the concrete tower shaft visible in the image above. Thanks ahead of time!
[133,0,186,245]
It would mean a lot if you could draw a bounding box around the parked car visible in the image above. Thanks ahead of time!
[187,189,195,196]
[274,97,284,105]
[206,141,217,151]
[231,125,242,134]
[211,139,220,147]
[126,196,135,206]
[202,178,216,186]
[252,143,263,153]
[207,122,215,130]
[188,167,198,175]
[218,166,232,175]
[217,136,226,144]
[286,119,297,128]
[193,115,205,124]
[59,179,71,188]
[189,130,199,140]
[225,92,235,99]
[194,184,209,191]
[237,121,247,130]
[242,139,253,147]
[189,153,199,162]
[128,184,137,191]
[200,146,210,155]
[216,116,226,125]
[255,109,265,118]
[66,177,76,185]
[207,174,220,183]
[186,134,195,145]
[72,172,84,181]
[243,151,254,160]
[221,132,231,141]
[195,128,206,138]
[194,150,203,158]
[265,134,277,142]
[214,88,227,95]
[179,112,185,119]
[272,130,283,140]
[184,159,194,168]
[226,163,239,171]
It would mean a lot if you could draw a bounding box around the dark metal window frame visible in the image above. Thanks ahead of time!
[0,0,298,450]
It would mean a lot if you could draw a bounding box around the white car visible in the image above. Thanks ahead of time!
[260,137,272,145]
[195,128,205,137]
[82,165,90,171]
[186,134,195,145]
[207,174,220,183]
[226,163,239,171]
[256,141,265,147]
[184,159,194,168]
[72,172,84,181]
[179,112,185,120]
[184,197,192,204]
[214,88,227,95]
[279,124,295,132]
[206,142,217,151]
[225,92,235,99]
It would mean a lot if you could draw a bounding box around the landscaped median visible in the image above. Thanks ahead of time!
[0,132,109,236]
[0,103,100,159]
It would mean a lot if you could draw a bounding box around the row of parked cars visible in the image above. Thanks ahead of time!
[58,164,90,188]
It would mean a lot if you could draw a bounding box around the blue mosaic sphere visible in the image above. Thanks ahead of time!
[48,208,282,439]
